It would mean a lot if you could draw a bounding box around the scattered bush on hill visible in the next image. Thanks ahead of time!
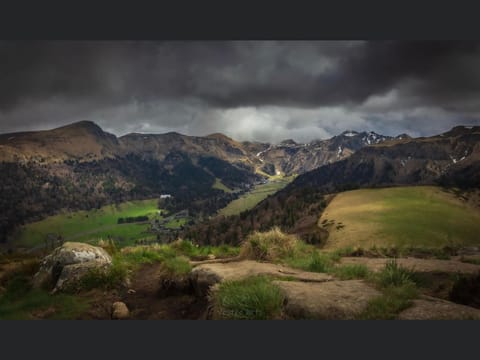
[240,227,299,261]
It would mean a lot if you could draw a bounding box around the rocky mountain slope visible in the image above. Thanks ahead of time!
[0,122,265,243]
[2,120,477,245]
[255,130,397,175]
[290,125,480,192]
[0,121,120,163]
[0,121,397,175]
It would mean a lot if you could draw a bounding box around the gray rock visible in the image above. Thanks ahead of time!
[33,242,112,292]
[189,260,333,297]
[398,296,480,320]
[273,280,381,319]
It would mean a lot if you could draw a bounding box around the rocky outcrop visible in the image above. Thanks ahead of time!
[33,242,112,292]
[189,260,333,297]
[340,257,480,274]
[273,280,381,319]
[398,296,480,320]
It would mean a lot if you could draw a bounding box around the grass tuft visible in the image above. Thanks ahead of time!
[240,227,299,262]
[332,264,370,280]
[358,283,419,320]
[375,259,416,288]
[212,276,285,320]
[161,256,192,276]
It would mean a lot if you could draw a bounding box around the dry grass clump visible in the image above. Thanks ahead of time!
[240,227,300,261]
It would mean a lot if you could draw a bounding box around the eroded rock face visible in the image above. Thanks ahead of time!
[398,296,480,320]
[340,257,480,274]
[33,242,112,292]
[273,280,381,320]
[189,260,333,297]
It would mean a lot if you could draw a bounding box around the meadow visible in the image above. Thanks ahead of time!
[217,175,295,216]
[15,199,162,248]
[212,178,234,193]
[320,186,480,250]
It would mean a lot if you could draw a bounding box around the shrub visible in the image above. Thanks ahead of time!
[212,276,285,320]
[161,256,192,276]
[449,273,480,308]
[333,264,370,280]
[306,252,332,273]
[376,259,415,288]
[97,238,118,256]
[240,227,299,261]
[120,244,186,265]
[285,247,342,273]
[358,283,419,320]
[1,275,32,301]
[170,239,197,256]
[75,258,128,291]
[0,287,89,320]
[121,248,166,265]
[169,239,240,260]
[460,257,480,266]
[210,244,240,259]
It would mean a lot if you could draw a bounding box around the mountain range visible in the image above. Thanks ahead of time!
[186,125,480,245]
[1,120,479,243]
[0,120,405,174]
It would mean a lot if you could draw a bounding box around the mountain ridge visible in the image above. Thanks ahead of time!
[185,126,480,246]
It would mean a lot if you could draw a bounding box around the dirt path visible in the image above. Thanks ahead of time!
[121,263,207,320]
[340,257,480,274]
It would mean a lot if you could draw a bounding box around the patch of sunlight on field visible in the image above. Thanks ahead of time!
[320,186,480,250]
[164,218,188,229]
[212,178,234,193]
[218,175,295,216]
[16,199,162,248]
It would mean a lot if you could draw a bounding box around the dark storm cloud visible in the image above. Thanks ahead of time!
[1,41,480,141]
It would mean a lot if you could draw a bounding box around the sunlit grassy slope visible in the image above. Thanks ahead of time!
[212,178,234,193]
[16,199,161,248]
[218,175,295,216]
[320,186,480,250]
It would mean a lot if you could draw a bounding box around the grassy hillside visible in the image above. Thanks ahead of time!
[15,199,162,248]
[218,175,295,216]
[320,186,480,250]
[212,178,234,193]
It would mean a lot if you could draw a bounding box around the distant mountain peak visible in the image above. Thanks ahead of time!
[56,120,100,130]
[206,133,234,141]
[395,133,411,140]
[444,125,480,136]
[340,130,359,137]
[51,120,111,138]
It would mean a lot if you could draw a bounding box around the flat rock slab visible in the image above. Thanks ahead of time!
[398,296,480,320]
[190,260,333,296]
[273,280,381,320]
[340,257,480,274]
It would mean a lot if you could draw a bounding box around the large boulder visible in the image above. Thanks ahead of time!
[340,257,480,274]
[33,242,112,292]
[273,280,381,319]
[398,296,480,320]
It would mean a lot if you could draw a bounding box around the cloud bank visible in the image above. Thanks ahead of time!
[1,41,480,142]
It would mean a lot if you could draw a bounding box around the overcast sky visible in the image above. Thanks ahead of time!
[1,41,480,143]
